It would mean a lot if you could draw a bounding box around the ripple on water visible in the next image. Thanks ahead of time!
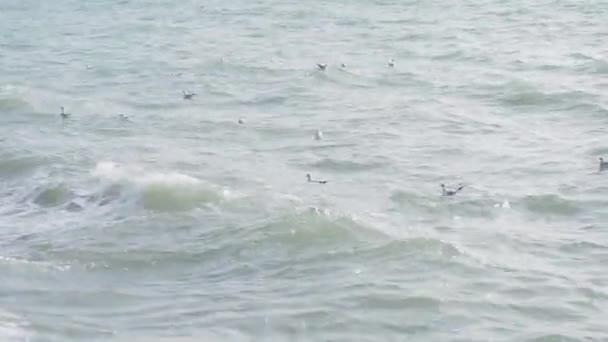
[0,309,30,342]
[519,194,581,217]
[306,157,387,173]
[0,152,45,179]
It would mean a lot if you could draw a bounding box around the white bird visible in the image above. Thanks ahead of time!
[60,107,70,119]
[307,173,327,184]
[314,130,323,140]
[317,63,327,71]
[119,113,130,120]
[388,59,395,67]
[183,90,196,100]
[441,184,464,196]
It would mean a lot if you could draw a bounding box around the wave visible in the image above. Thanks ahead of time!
[0,255,71,272]
[571,54,608,75]
[360,237,464,261]
[500,88,594,108]
[123,334,249,342]
[562,102,608,118]
[258,208,387,247]
[0,152,44,178]
[29,183,72,208]
[237,94,288,107]
[0,309,30,342]
[486,79,597,110]
[306,158,386,173]
[520,194,581,216]
[92,161,225,212]
[525,335,582,342]
[20,182,106,213]
[252,206,467,262]
[308,67,379,89]
[0,97,30,112]
[558,240,608,253]
[390,190,505,220]
[5,160,232,214]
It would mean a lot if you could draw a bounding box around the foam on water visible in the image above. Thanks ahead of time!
[0,309,30,342]
[93,161,201,188]
[92,161,224,211]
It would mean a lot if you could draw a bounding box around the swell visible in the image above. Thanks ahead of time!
[302,157,388,173]
[90,161,226,212]
[500,88,596,108]
[0,151,45,179]
[390,190,508,220]
[0,97,30,112]
[0,309,30,342]
[2,161,229,219]
[518,194,581,216]
[390,188,592,222]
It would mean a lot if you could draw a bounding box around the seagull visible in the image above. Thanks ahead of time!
[119,113,130,120]
[307,173,327,184]
[388,59,395,67]
[183,90,196,100]
[238,118,244,124]
[441,183,464,196]
[314,130,323,140]
[317,63,327,71]
[340,63,346,68]
[60,107,70,119]
[599,158,608,172]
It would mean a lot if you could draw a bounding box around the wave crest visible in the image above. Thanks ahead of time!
[92,161,223,212]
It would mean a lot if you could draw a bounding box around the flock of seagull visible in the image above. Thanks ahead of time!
[316,58,395,72]
[56,58,478,197]
[313,59,466,196]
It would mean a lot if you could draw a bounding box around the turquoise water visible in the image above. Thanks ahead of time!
[1,0,608,341]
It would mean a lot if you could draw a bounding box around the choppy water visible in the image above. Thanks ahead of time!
[1,0,608,341]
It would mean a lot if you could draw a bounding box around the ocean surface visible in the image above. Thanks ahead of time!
[1,0,608,341]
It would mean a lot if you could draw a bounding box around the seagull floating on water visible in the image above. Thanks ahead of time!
[119,113,130,120]
[183,90,196,100]
[317,63,327,71]
[340,63,346,68]
[314,130,323,140]
[388,59,395,67]
[599,158,608,172]
[60,107,70,119]
[441,183,463,196]
[307,173,327,184]
[238,118,244,124]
